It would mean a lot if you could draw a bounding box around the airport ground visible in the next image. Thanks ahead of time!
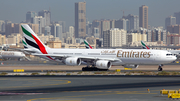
[0,60,179,72]
[1,76,180,101]
[0,60,180,101]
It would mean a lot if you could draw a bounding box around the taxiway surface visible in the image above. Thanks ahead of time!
[0,60,180,72]
[0,76,180,101]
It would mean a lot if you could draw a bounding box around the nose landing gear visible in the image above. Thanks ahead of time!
[158,64,163,71]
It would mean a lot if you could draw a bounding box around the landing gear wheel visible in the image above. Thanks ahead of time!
[82,67,108,71]
[82,67,86,71]
[158,67,163,71]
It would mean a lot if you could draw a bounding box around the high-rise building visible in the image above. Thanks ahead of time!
[167,25,180,35]
[57,21,66,33]
[32,16,45,34]
[38,10,51,26]
[124,14,139,31]
[0,20,5,32]
[75,2,86,38]
[167,34,180,45]
[115,18,129,31]
[28,24,39,34]
[56,24,63,40]
[139,5,148,29]
[127,33,147,43]
[110,19,115,29]
[101,20,110,38]
[86,21,92,37]
[26,11,37,23]
[69,26,74,37]
[103,30,110,47]
[165,16,176,29]
[44,26,51,35]
[5,23,14,36]
[93,27,100,38]
[50,24,62,40]
[103,28,126,47]
[174,12,180,25]
[92,20,101,37]
[0,34,6,45]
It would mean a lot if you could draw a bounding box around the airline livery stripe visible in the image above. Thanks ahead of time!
[22,40,27,46]
[24,46,28,48]
[21,26,34,39]
[25,38,40,50]
[84,41,92,49]
[141,41,150,49]
[31,34,47,54]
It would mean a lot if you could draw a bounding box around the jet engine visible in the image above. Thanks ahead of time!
[123,64,139,68]
[96,60,112,69]
[65,57,81,66]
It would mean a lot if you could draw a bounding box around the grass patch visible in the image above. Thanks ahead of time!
[77,71,83,74]
[157,71,170,75]
[46,73,50,75]
[0,72,7,75]
[31,72,39,75]
[170,72,180,75]
[66,73,71,75]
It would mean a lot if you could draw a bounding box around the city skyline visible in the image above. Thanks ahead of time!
[0,0,180,28]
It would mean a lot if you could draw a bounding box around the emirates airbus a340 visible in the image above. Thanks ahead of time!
[21,24,176,71]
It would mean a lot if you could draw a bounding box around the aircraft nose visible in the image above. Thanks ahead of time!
[173,56,177,61]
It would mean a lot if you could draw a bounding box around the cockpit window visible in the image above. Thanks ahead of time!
[166,54,173,56]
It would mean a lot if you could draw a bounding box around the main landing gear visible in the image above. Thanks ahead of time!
[82,66,108,71]
[158,64,163,71]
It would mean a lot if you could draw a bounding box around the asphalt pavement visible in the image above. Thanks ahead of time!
[0,76,180,101]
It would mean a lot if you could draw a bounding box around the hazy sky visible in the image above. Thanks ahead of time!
[0,0,180,28]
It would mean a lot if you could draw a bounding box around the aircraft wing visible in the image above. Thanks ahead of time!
[31,53,119,61]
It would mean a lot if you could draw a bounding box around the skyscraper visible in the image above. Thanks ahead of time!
[103,28,126,47]
[92,20,101,38]
[139,5,148,29]
[75,2,86,38]
[38,10,51,26]
[165,16,176,29]
[174,12,180,24]
[69,26,74,37]
[57,21,66,33]
[101,20,110,38]
[124,14,139,31]
[115,18,129,31]
[0,20,5,32]
[32,16,45,34]
[26,11,37,23]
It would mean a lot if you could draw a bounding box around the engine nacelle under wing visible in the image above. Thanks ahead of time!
[65,57,81,66]
[96,60,112,69]
[123,64,139,68]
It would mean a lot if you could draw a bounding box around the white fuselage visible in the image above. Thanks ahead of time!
[38,48,176,65]
[0,51,25,59]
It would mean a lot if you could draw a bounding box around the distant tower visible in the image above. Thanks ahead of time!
[139,5,148,29]
[32,16,45,34]
[26,11,37,23]
[38,10,51,26]
[174,12,180,24]
[69,26,74,37]
[165,16,176,29]
[75,2,86,38]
